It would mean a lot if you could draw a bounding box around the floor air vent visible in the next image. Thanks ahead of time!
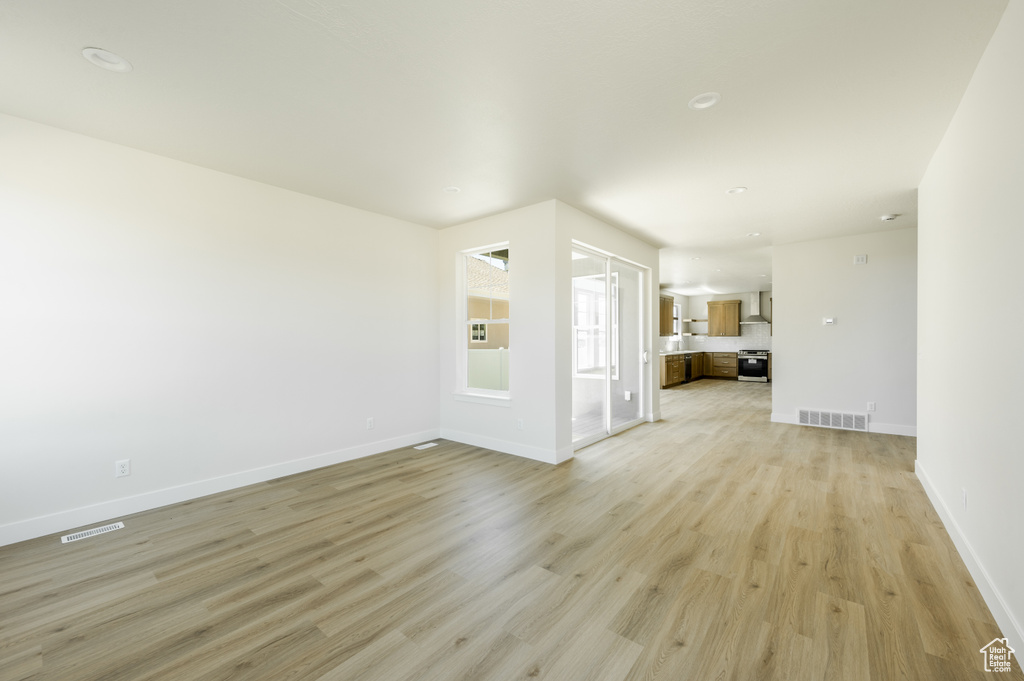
[413,442,438,450]
[61,522,125,544]
[797,409,868,432]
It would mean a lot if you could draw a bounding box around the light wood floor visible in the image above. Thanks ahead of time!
[2,380,1020,680]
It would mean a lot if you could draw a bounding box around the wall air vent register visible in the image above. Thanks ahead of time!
[61,522,125,544]
[797,409,868,432]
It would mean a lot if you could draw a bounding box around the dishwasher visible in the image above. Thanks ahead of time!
[682,353,693,382]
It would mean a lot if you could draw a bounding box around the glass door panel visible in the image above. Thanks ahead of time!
[572,250,607,444]
[610,260,643,431]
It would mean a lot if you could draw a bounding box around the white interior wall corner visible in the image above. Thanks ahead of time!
[917,0,1024,653]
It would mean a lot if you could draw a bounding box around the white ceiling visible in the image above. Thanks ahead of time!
[0,0,1007,296]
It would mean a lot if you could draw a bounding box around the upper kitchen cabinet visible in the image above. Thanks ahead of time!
[659,295,675,336]
[707,300,741,337]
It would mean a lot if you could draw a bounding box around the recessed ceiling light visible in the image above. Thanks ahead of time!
[727,187,747,195]
[82,47,132,73]
[688,92,721,110]
[880,214,900,221]
[746,232,761,237]
[715,269,722,272]
[759,274,768,277]
[443,186,461,193]
[690,257,701,261]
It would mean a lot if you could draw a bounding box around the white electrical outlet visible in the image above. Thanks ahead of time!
[867,402,876,412]
[366,417,374,430]
[516,418,524,430]
[115,459,131,478]
[624,391,632,401]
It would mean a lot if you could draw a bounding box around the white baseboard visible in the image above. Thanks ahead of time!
[553,445,574,464]
[916,461,1023,654]
[770,412,916,436]
[0,429,441,548]
[439,428,562,465]
[870,421,917,436]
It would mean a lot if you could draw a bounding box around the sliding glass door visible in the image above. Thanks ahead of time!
[572,246,646,447]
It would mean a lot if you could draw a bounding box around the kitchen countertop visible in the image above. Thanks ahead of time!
[659,350,770,356]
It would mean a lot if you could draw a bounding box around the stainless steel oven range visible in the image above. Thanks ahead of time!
[737,350,769,382]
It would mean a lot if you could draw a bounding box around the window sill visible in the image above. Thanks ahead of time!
[453,392,512,407]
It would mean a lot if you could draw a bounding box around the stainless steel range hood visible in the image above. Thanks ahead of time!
[740,293,769,324]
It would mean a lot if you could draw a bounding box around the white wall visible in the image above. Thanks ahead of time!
[0,114,440,546]
[918,0,1024,651]
[438,201,562,462]
[771,228,917,435]
[437,200,659,463]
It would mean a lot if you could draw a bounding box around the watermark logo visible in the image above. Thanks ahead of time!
[980,638,1015,673]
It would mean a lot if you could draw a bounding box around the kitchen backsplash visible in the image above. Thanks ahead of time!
[660,321,772,353]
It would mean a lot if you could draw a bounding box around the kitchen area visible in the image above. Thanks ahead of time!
[659,291,772,388]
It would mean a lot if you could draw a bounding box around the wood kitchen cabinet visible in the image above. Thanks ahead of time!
[669,358,683,385]
[707,300,741,337]
[659,295,675,336]
[660,354,685,388]
[710,352,738,379]
[661,352,708,387]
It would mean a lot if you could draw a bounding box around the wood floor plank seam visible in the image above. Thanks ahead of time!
[1,381,1019,680]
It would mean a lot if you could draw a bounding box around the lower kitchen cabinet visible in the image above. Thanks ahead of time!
[661,353,706,387]
[660,354,683,388]
[710,352,738,379]
[662,352,741,385]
